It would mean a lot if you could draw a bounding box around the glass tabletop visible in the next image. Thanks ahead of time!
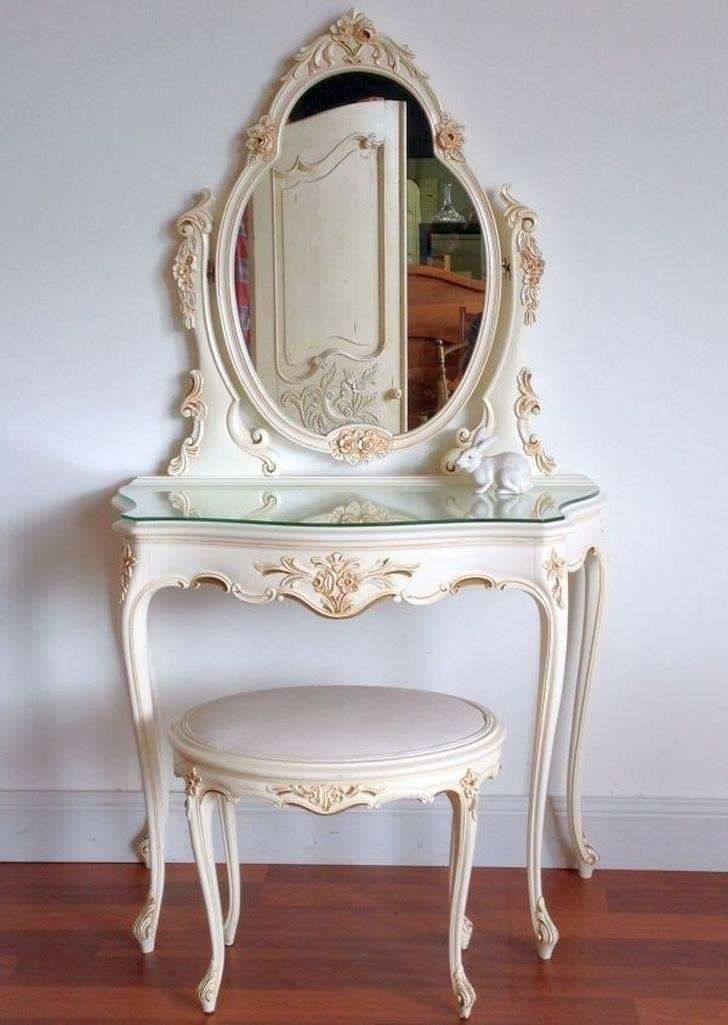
[115,481,600,527]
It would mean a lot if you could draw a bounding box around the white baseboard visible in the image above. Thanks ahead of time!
[0,791,725,870]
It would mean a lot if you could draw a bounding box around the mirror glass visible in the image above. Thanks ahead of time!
[234,72,487,437]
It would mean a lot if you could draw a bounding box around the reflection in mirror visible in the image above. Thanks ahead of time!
[235,72,486,438]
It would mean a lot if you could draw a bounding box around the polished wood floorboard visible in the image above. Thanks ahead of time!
[0,864,726,1024]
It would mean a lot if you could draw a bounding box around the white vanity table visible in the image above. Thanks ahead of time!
[113,8,607,972]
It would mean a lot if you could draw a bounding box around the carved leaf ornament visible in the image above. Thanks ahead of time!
[256,551,416,616]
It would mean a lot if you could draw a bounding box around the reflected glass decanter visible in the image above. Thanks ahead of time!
[433,182,466,224]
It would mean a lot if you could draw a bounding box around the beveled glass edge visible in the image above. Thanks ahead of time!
[114,481,601,527]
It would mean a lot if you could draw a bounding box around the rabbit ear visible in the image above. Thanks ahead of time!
[472,427,496,449]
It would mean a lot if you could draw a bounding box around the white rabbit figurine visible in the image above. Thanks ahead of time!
[454,428,532,495]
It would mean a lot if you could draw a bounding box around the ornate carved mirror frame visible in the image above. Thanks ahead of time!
[168,9,551,480]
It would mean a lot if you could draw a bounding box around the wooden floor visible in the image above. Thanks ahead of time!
[0,863,726,1024]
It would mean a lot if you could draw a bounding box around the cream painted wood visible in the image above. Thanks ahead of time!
[115,477,605,963]
[186,788,226,1013]
[169,686,505,1016]
[566,546,607,879]
[251,101,407,435]
[165,9,517,475]
[217,793,241,946]
[116,2,607,987]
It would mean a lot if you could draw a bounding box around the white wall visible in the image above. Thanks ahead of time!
[2,0,727,865]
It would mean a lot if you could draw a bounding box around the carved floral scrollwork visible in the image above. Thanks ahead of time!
[453,965,476,1018]
[173,190,213,330]
[435,114,465,161]
[328,500,400,525]
[515,367,556,474]
[282,362,379,436]
[329,425,392,465]
[282,8,428,84]
[268,782,381,814]
[197,965,219,1008]
[581,835,599,868]
[244,114,276,162]
[119,543,136,603]
[460,768,481,820]
[500,184,544,326]
[535,896,559,952]
[132,895,157,946]
[168,370,208,475]
[543,549,567,609]
[256,551,417,617]
[184,767,201,798]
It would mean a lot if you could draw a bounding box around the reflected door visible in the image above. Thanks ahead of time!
[251,100,407,434]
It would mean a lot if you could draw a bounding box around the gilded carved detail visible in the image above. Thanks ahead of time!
[535,895,559,952]
[282,8,428,84]
[184,767,201,798]
[515,367,556,474]
[132,895,157,944]
[435,114,465,161]
[268,782,381,814]
[244,114,276,162]
[329,425,392,465]
[328,500,400,525]
[135,834,150,869]
[282,362,379,436]
[500,184,544,326]
[119,543,136,603]
[581,835,599,867]
[173,190,213,330]
[197,965,219,1008]
[543,550,567,609]
[453,965,476,1018]
[168,370,207,475]
[460,768,481,820]
[256,551,417,617]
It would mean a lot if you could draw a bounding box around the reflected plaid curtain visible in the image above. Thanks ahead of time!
[235,212,251,337]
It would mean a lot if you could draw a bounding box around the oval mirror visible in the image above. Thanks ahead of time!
[232,71,490,443]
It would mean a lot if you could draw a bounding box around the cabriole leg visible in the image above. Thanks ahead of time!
[448,787,478,1019]
[120,570,166,954]
[448,790,474,949]
[526,570,569,960]
[187,787,226,1014]
[566,547,607,879]
[217,794,241,945]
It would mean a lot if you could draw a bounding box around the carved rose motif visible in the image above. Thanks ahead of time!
[119,544,136,603]
[310,553,362,613]
[460,768,481,820]
[312,564,338,598]
[256,552,417,617]
[543,550,567,609]
[244,114,276,160]
[328,500,399,525]
[435,115,465,161]
[269,782,382,814]
[184,767,201,798]
[283,8,426,84]
[499,184,545,325]
[329,426,392,465]
[331,10,377,51]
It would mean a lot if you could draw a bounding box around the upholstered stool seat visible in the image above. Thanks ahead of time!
[170,685,506,1017]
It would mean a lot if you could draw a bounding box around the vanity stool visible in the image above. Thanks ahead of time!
[169,685,506,1018]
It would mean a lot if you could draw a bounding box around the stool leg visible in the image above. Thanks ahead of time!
[448,787,478,1019]
[448,795,474,949]
[217,794,241,945]
[187,788,225,1013]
